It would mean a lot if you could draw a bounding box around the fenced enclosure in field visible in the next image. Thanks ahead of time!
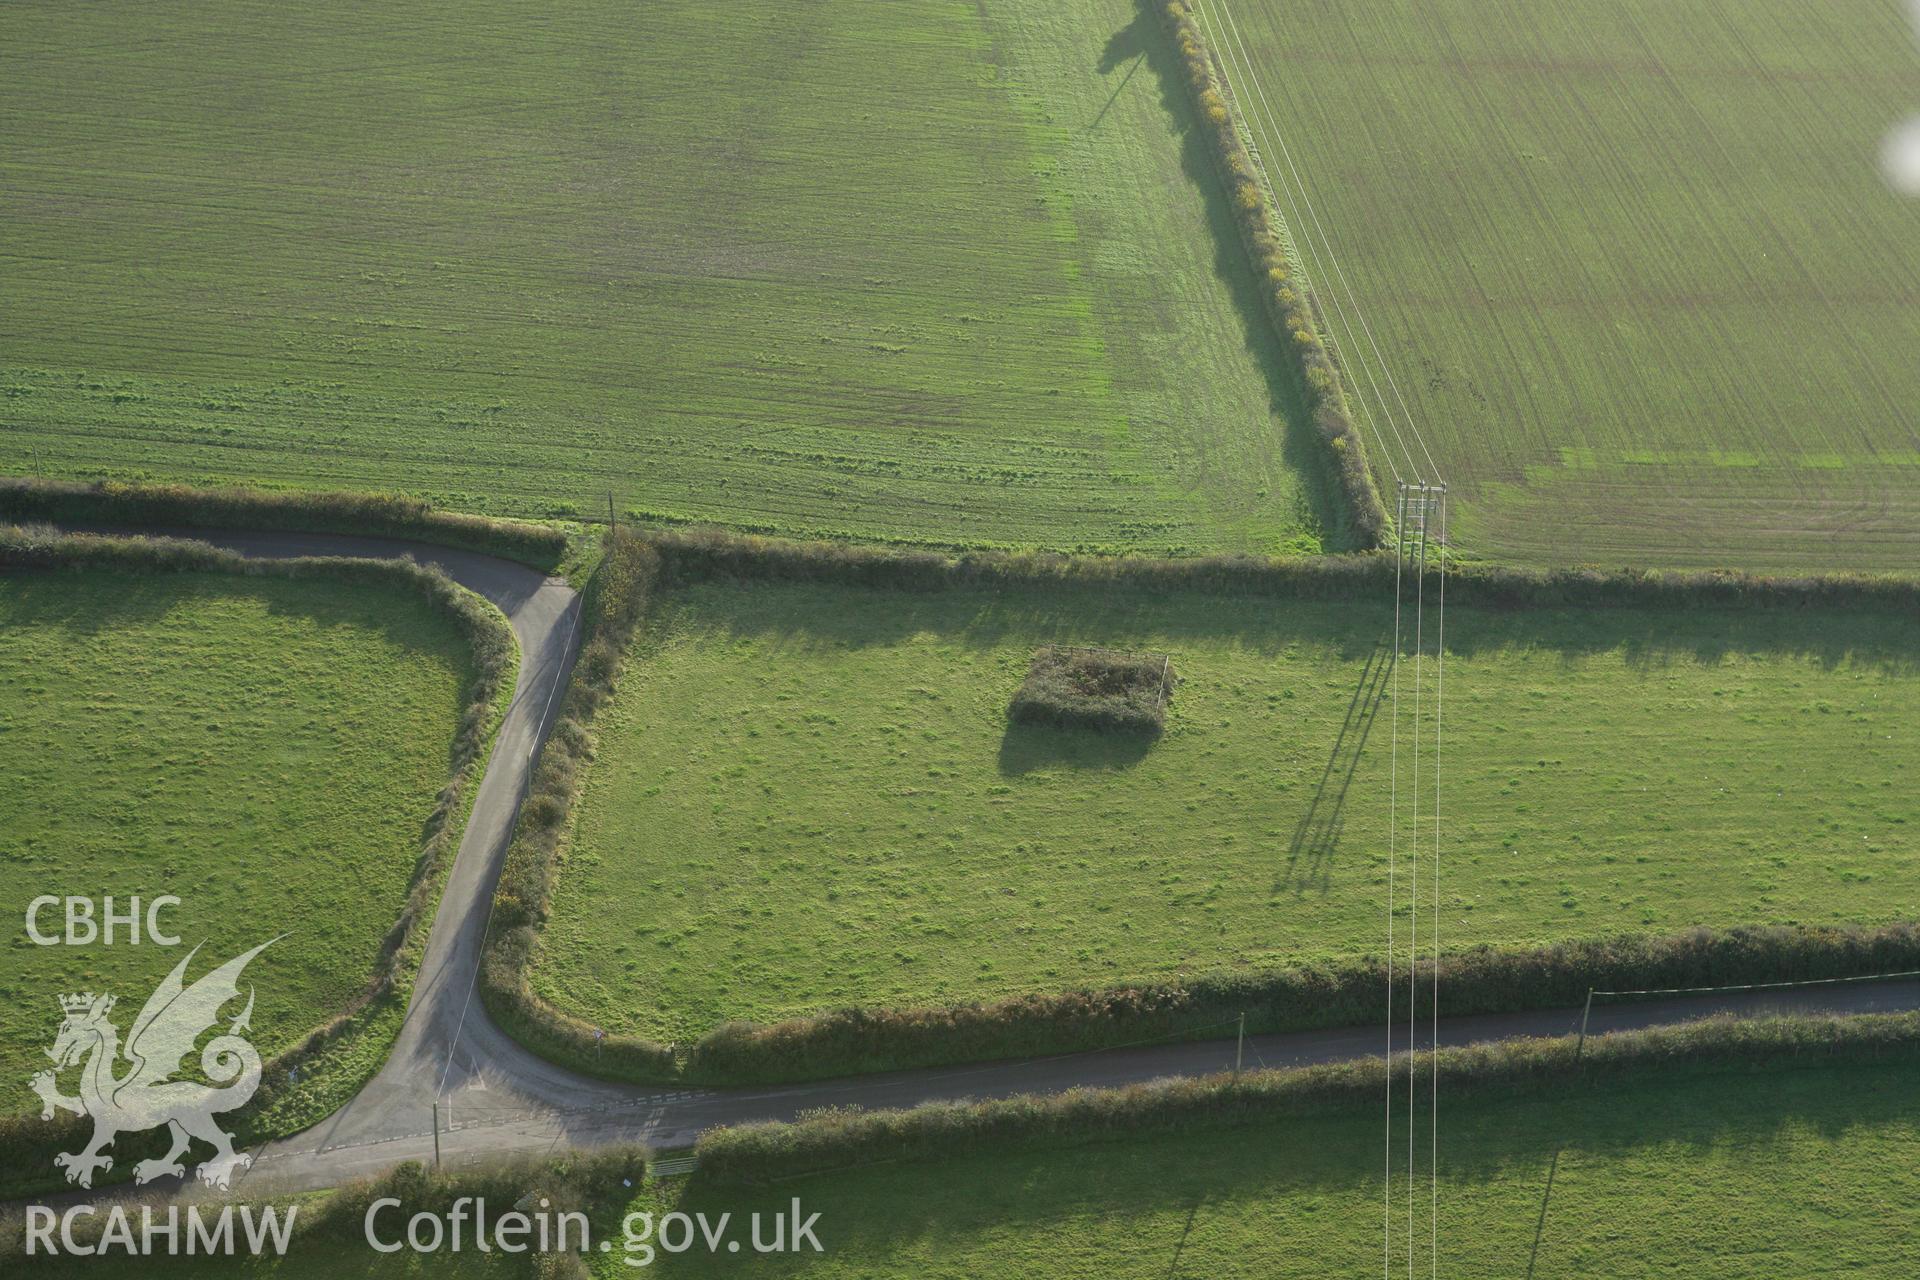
[1008,645,1177,736]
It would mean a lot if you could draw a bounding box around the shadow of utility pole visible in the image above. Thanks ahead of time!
[1278,639,1390,892]
[1165,1199,1201,1277]
[1090,53,1146,132]
[1525,1148,1563,1279]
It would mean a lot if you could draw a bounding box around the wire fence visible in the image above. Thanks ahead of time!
[1043,645,1175,709]
[1574,966,1920,1060]
[1590,967,1920,1000]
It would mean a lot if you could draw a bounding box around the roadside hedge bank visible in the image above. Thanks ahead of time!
[1153,0,1390,548]
[694,1011,1920,1186]
[479,528,680,1081]
[683,921,1920,1084]
[0,527,516,1193]
[0,477,569,570]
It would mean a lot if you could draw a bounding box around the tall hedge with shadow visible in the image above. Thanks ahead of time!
[1152,0,1390,547]
[681,922,1920,1085]
[647,525,1920,616]
[0,1144,649,1274]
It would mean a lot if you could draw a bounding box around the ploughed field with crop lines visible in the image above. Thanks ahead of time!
[0,569,473,1094]
[530,579,1919,1042]
[1211,0,1920,572]
[0,0,1336,554]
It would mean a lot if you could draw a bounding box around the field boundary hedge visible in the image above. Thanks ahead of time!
[0,477,570,570]
[693,1011,1920,1185]
[682,921,1920,1084]
[479,529,681,1081]
[0,527,517,1192]
[1153,0,1389,548]
[645,525,1920,614]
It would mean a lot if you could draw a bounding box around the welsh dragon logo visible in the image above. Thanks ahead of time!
[29,939,276,1191]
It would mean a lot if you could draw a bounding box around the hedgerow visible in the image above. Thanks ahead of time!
[479,528,679,1081]
[648,526,1920,616]
[679,921,1920,1084]
[0,527,516,1190]
[1152,0,1390,548]
[693,1011,1920,1186]
[308,1145,647,1250]
[0,476,570,570]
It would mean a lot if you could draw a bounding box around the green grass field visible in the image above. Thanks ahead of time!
[531,578,1918,1040]
[615,1055,1920,1277]
[0,0,1335,554]
[0,568,474,1094]
[1205,0,1920,571]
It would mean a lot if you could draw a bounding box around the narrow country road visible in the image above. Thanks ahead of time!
[22,529,1920,1208]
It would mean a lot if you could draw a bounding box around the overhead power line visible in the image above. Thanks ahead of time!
[1182,6,1451,1271]
[1190,0,1412,486]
